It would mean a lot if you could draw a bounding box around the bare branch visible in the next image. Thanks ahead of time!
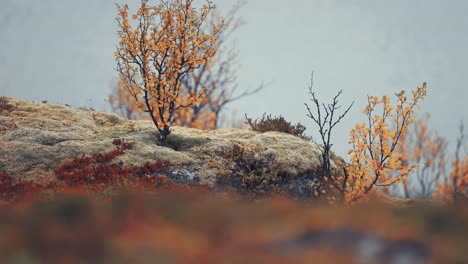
[304,71,354,198]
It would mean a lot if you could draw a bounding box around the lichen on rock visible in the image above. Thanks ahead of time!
[0,97,343,198]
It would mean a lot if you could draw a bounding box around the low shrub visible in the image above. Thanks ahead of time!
[245,113,310,140]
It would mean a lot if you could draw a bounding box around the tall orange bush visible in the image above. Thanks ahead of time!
[339,83,427,203]
[115,0,224,144]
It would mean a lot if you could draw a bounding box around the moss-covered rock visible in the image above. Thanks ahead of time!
[0,97,342,198]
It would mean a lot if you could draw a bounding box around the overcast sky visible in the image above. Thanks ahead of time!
[1,0,467,156]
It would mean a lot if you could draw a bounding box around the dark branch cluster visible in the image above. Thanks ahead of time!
[304,72,353,195]
[245,113,310,140]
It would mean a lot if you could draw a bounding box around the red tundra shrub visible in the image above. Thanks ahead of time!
[55,138,170,193]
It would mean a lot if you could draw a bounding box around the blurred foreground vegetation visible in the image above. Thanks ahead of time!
[0,188,466,264]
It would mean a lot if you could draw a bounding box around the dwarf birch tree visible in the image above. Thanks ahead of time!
[115,0,224,145]
[111,1,262,130]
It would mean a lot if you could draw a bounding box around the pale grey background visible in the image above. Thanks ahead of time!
[1,0,467,157]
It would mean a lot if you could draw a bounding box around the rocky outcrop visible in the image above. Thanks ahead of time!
[0,97,339,198]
